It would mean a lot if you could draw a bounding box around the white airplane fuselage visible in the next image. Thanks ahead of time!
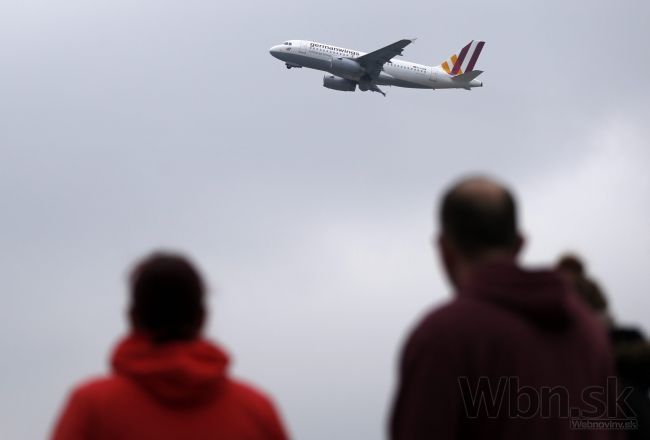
[269,40,483,92]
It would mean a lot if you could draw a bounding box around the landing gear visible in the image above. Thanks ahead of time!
[286,64,292,69]
[369,85,386,97]
[358,79,386,97]
[285,63,302,69]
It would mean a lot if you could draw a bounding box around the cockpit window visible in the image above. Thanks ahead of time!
[283,42,292,46]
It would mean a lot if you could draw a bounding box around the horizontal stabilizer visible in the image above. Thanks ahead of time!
[451,70,483,82]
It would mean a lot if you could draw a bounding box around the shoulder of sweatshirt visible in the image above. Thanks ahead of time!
[226,378,278,406]
[62,375,142,407]
[412,297,510,338]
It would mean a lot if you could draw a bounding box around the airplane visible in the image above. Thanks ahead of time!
[269,39,485,96]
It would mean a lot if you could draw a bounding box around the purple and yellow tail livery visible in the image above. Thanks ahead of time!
[440,40,485,75]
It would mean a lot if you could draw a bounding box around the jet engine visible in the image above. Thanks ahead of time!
[323,75,356,92]
[329,57,363,77]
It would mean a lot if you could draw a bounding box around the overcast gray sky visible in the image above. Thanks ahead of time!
[1,0,649,438]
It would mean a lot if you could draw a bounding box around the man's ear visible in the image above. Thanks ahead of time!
[438,234,457,262]
[513,233,525,257]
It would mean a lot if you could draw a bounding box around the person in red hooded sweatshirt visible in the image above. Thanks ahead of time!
[52,252,289,440]
[390,176,628,440]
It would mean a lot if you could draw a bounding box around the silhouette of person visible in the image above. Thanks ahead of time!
[557,254,609,324]
[52,252,289,440]
[557,254,650,440]
[390,176,622,440]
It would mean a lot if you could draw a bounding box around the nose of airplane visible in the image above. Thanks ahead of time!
[269,45,281,58]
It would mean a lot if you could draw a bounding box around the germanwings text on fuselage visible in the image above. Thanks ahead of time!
[269,39,485,97]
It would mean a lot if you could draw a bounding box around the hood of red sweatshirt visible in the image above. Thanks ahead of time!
[462,262,576,331]
[111,334,230,407]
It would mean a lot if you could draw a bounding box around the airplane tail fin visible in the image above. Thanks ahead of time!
[438,40,485,75]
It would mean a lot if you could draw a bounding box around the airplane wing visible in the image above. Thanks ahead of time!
[355,38,415,79]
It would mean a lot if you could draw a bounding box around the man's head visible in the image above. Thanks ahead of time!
[128,252,206,343]
[556,254,609,315]
[556,254,585,277]
[438,176,524,287]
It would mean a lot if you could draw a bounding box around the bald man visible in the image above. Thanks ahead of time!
[389,176,625,440]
